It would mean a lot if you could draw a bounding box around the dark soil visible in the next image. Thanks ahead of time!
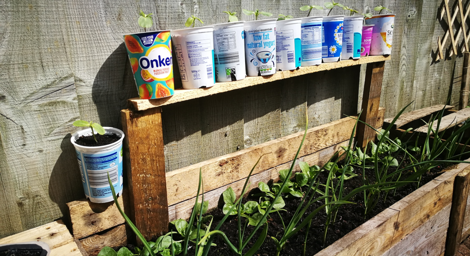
[75,133,121,146]
[188,163,446,256]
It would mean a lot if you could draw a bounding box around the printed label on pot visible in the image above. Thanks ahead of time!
[186,40,214,81]
[322,20,343,60]
[124,31,174,99]
[213,24,245,82]
[76,147,123,200]
[245,26,276,76]
[301,22,322,63]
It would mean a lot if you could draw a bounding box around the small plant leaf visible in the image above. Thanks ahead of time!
[258,182,270,193]
[273,196,285,209]
[138,15,153,29]
[290,190,304,197]
[313,5,324,10]
[171,219,188,236]
[244,201,259,214]
[185,17,195,27]
[91,122,106,135]
[98,247,117,256]
[300,5,311,11]
[259,11,273,17]
[247,212,264,226]
[295,173,308,187]
[364,13,373,18]
[73,120,90,127]
[195,201,209,215]
[156,236,172,251]
[116,247,133,256]
[223,203,238,215]
[242,9,255,15]
[374,6,384,12]
[172,242,183,255]
[223,187,236,204]
[299,161,310,175]
[324,2,335,9]
[228,15,238,22]
[279,169,290,181]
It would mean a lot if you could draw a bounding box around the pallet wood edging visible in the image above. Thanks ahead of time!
[165,116,358,206]
[129,56,391,111]
[315,160,470,256]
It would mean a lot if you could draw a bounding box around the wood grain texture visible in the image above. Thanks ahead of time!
[51,242,83,256]
[67,197,125,239]
[166,116,357,206]
[121,108,168,241]
[168,140,349,222]
[79,224,127,256]
[383,104,454,128]
[445,167,470,256]
[0,220,73,250]
[415,107,470,133]
[129,56,391,111]
[357,61,385,148]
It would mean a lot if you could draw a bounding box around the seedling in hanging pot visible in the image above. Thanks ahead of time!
[299,5,323,17]
[242,9,273,20]
[223,11,238,22]
[185,15,204,27]
[324,1,348,16]
[374,5,392,14]
[70,121,125,203]
[277,14,293,21]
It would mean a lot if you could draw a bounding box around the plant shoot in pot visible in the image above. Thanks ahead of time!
[277,14,293,21]
[242,9,273,20]
[138,10,153,31]
[224,11,238,22]
[185,15,204,27]
[73,120,105,144]
[324,1,348,16]
[299,5,323,17]
[374,5,392,14]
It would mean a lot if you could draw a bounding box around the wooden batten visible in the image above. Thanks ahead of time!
[79,224,127,256]
[383,104,453,129]
[415,107,470,134]
[316,160,470,256]
[168,140,349,221]
[165,116,358,206]
[129,56,391,111]
[67,197,125,239]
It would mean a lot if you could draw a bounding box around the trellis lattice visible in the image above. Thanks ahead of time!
[436,0,470,61]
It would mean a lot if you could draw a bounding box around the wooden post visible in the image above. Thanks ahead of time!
[121,108,168,243]
[357,61,385,148]
[460,52,470,110]
[444,166,470,256]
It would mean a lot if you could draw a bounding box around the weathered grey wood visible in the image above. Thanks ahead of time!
[383,104,454,128]
[415,107,470,133]
[281,76,307,136]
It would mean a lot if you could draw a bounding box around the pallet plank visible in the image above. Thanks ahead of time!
[415,108,470,134]
[129,56,391,111]
[168,141,348,221]
[67,197,125,239]
[383,104,453,129]
[51,241,83,256]
[121,108,168,241]
[166,116,357,206]
[79,224,127,256]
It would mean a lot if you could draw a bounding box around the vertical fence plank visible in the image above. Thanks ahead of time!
[121,108,168,242]
[357,61,385,148]
[445,166,470,255]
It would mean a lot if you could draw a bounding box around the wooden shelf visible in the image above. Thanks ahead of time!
[129,55,391,111]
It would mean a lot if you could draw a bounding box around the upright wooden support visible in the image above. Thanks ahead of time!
[121,108,168,243]
[357,61,385,148]
[445,166,470,256]
[460,52,470,110]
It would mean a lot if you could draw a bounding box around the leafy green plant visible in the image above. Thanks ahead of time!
[138,10,153,31]
[73,120,105,144]
[242,9,273,20]
[185,15,203,28]
[374,5,392,14]
[221,187,266,226]
[273,169,307,197]
[324,1,348,16]
[223,11,238,22]
[277,14,293,21]
[345,6,359,16]
[299,5,323,17]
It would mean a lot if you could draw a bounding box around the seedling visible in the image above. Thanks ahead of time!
[324,1,348,16]
[223,11,238,22]
[346,6,359,16]
[374,5,392,14]
[185,15,204,28]
[242,9,273,20]
[299,5,323,17]
[277,14,293,21]
[138,10,153,31]
[73,120,105,144]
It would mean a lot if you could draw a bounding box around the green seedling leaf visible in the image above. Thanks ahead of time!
[223,203,237,215]
[310,165,321,173]
[73,120,90,127]
[172,242,183,255]
[138,11,153,29]
[289,190,304,197]
[299,161,310,175]
[273,196,285,209]
[223,187,236,204]
[324,2,335,9]
[98,247,117,256]
[244,201,259,214]
[363,13,373,18]
[185,16,195,27]
[374,5,384,11]
[277,14,293,21]
[247,213,264,226]
[91,122,106,135]
[259,11,273,17]
[258,181,271,193]
[279,169,290,181]
[195,201,209,215]
[155,236,172,252]
[171,219,188,236]
[242,9,255,15]
[189,227,205,240]
[117,247,133,256]
[295,172,308,187]
[300,5,311,11]
[228,15,238,22]
[161,249,170,256]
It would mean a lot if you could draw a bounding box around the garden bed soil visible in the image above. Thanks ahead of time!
[75,133,121,147]
[188,164,446,255]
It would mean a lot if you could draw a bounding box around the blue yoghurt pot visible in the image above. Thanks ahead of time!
[322,15,344,63]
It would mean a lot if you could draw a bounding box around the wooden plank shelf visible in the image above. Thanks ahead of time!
[129,56,391,111]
